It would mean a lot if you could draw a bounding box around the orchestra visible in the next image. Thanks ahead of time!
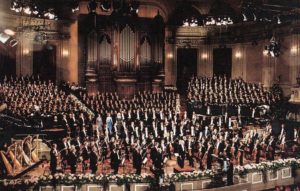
[0,75,299,180]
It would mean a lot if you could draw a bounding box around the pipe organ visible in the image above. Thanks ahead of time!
[80,13,164,97]
[140,36,151,67]
[119,25,136,72]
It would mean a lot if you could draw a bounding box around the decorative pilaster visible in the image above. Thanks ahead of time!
[85,67,98,96]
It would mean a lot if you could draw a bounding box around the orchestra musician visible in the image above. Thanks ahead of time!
[152,148,164,184]
[206,142,214,170]
[264,135,275,161]
[226,158,234,186]
[238,142,245,166]
[133,147,143,174]
[89,146,98,174]
[177,140,185,168]
[68,146,77,174]
[110,148,120,174]
[254,140,262,164]
[50,144,58,174]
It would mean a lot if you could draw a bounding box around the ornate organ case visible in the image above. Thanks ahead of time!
[79,13,164,98]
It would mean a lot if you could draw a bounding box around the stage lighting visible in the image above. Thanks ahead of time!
[0,33,10,44]
[4,29,16,36]
[23,6,32,15]
[253,13,257,21]
[276,16,281,24]
[32,5,39,15]
[9,39,19,47]
[34,32,47,43]
[130,0,139,14]
[112,0,123,12]
[101,0,111,11]
[264,37,281,57]
[88,0,98,13]
[242,13,247,21]
[44,9,56,20]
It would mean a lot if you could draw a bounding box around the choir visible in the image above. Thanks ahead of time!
[187,75,281,117]
[0,75,298,179]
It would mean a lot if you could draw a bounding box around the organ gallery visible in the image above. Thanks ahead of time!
[0,0,300,191]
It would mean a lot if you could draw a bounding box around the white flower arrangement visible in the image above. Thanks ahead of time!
[234,158,300,175]
[1,158,300,188]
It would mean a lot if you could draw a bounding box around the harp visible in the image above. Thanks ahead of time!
[31,149,39,163]
[18,145,31,166]
[8,150,22,171]
[1,151,13,175]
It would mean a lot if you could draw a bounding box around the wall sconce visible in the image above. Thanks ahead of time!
[167,53,173,59]
[291,46,298,55]
[263,49,268,56]
[235,51,242,59]
[23,49,29,55]
[62,49,69,57]
[201,53,208,60]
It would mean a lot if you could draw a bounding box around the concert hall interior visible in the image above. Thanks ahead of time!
[1,0,300,191]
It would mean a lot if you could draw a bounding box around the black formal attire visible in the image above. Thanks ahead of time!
[133,150,142,175]
[69,118,77,137]
[82,147,89,161]
[207,147,213,170]
[177,145,185,168]
[89,151,98,174]
[255,145,262,164]
[50,148,57,174]
[68,151,77,174]
[153,151,164,184]
[239,146,245,166]
[150,147,158,162]
[227,161,234,186]
[111,151,120,174]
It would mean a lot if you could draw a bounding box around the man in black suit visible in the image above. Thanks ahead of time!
[111,148,120,174]
[81,142,90,161]
[68,113,77,137]
[150,142,158,162]
[50,144,58,174]
[81,141,90,171]
[177,140,185,168]
[68,146,77,174]
[89,147,98,174]
[72,136,81,154]
[227,159,234,186]
[152,148,164,186]
[59,138,69,170]
[133,148,142,175]
[255,141,262,164]
[206,142,213,170]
